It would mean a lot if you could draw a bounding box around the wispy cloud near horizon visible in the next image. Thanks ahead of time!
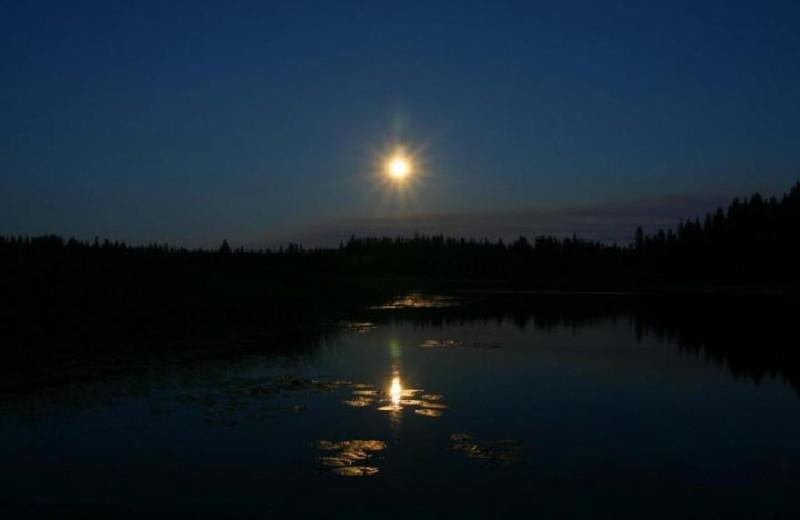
[248,194,730,249]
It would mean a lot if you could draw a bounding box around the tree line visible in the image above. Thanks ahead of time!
[2,180,799,286]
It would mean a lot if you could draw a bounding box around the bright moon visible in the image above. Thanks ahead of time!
[388,157,410,179]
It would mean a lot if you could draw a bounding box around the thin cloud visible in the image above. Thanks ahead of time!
[251,194,729,249]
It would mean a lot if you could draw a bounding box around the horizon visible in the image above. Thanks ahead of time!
[1,183,794,251]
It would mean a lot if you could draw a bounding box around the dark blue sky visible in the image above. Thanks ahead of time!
[2,0,799,246]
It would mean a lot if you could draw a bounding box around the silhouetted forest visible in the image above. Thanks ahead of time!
[2,181,798,286]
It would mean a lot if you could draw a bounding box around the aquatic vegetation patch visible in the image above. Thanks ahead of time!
[342,396,373,407]
[349,383,374,389]
[352,389,383,396]
[421,393,444,401]
[450,433,524,467]
[313,439,387,452]
[420,339,462,348]
[242,376,354,398]
[332,466,379,477]
[337,321,377,333]
[312,439,387,477]
[340,383,445,417]
[420,336,501,350]
[167,375,365,428]
[398,399,425,406]
[318,457,352,468]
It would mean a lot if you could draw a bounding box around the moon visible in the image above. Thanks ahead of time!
[387,156,410,180]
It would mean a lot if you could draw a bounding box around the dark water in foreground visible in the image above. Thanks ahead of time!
[1,294,799,519]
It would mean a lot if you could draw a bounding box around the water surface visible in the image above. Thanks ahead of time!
[2,294,799,519]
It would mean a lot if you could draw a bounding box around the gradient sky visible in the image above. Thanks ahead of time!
[2,0,799,247]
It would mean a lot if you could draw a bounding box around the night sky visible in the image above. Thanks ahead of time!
[2,0,799,247]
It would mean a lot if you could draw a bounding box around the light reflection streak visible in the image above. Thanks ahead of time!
[387,336,404,427]
[390,371,402,407]
[386,367,403,428]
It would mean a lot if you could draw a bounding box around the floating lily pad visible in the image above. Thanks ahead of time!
[338,450,369,461]
[312,440,341,451]
[332,466,379,477]
[313,439,387,452]
[350,383,373,389]
[338,321,377,333]
[313,440,387,477]
[398,399,425,406]
[451,434,524,466]
[343,440,387,452]
[421,394,444,401]
[342,397,373,407]
[325,379,355,387]
[317,456,352,468]
[352,390,382,396]
[420,339,462,348]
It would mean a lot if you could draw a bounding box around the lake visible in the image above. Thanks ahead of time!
[1,292,799,519]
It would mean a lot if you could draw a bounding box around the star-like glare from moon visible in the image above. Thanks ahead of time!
[367,142,427,211]
[387,156,410,180]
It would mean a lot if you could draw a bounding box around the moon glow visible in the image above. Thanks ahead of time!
[387,156,410,180]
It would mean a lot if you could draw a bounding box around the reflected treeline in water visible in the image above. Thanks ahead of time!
[0,326,344,421]
[361,292,800,393]
[2,291,798,414]
[0,272,404,395]
[630,296,800,390]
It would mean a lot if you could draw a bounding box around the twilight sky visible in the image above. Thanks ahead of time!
[2,0,799,247]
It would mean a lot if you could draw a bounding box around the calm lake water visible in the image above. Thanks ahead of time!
[2,293,799,519]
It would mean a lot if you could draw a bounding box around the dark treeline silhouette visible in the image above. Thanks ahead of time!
[633,181,800,283]
[337,181,800,283]
[2,181,799,286]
